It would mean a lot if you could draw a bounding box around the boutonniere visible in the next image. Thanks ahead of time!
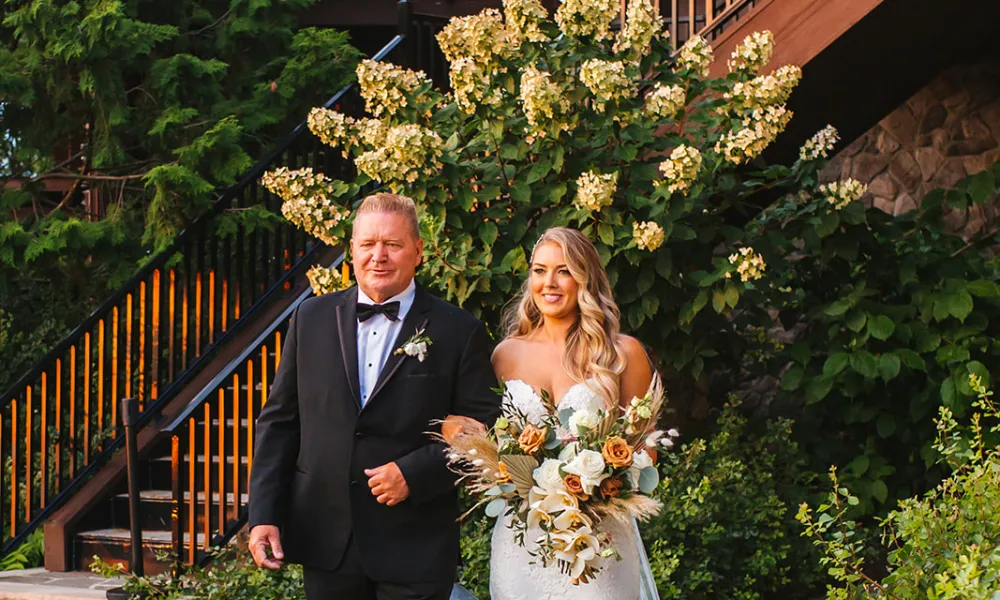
[394,328,432,362]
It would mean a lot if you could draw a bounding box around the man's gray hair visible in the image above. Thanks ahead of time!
[353,193,420,239]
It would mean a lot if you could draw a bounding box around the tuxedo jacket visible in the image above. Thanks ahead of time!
[248,285,501,583]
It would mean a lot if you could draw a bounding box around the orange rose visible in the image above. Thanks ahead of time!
[495,462,512,484]
[601,436,634,468]
[599,476,623,499]
[563,474,590,501]
[518,425,547,455]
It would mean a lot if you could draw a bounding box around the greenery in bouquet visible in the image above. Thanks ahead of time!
[440,376,675,584]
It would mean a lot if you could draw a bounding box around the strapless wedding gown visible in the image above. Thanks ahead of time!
[489,380,659,600]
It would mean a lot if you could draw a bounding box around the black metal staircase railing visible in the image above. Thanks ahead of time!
[0,8,415,559]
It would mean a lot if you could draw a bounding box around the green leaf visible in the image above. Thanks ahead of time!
[968,280,1000,297]
[638,467,659,494]
[712,289,726,313]
[878,354,901,382]
[485,498,507,517]
[966,170,995,205]
[849,351,879,378]
[894,349,926,371]
[781,366,805,391]
[849,455,870,477]
[790,344,811,366]
[804,376,834,404]
[871,479,888,504]
[478,221,498,246]
[499,246,527,274]
[815,212,840,238]
[945,291,974,322]
[511,180,531,204]
[867,315,895,341]
[825,300,851,317]
[846,311,867,333]
[598,223,614,246]
[724,284,739,308]
[940,378,956,407]
[823,353,850,377]
[527,159,552,183]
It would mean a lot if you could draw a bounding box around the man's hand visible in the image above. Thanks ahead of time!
[364,462,409,506]
[249,525,284,570]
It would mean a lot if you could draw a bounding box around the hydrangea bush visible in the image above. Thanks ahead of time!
[264,0,1000,515]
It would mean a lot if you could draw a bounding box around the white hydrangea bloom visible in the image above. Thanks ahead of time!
[555,0,618,41]
[644,84,686,120]
[450,57,503,114]
[352,118,389,147]
[575,170,618,211]
[658,145,702,194]
[519,67,571,139]
[633,221,665,251]
[356,60,430,118]
[261,167,349,247]
[579,59,634,111]
[715,105,793,164]
[307,108,354,154]
[799,125,840,161]
[727,247,766,282]
[614,0,665,58]
[725,65,802,112]
[676,35,713,78]
[437,9,514,65]
[819,179,867,210]
[354,124,444,189]
[728,31,774,74]
[503,0,549,43]
[306,265,346,296]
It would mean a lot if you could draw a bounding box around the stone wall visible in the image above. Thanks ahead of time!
[823,60,1000,235]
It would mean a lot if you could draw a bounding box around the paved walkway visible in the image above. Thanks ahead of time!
[0,568,124,600]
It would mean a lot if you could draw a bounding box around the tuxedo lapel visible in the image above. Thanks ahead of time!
[364,285,432,407]
[335,286,362,408]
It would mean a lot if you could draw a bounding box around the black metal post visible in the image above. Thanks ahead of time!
[106,397,142,600]
[397,0,413,68]
[123,397,143,577]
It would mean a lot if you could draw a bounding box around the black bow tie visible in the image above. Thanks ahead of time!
[357,301,400,322]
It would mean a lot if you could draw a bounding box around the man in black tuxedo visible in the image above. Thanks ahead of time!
[248,193,501,600]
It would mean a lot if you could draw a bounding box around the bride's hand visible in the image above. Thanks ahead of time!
[441,414,487,444]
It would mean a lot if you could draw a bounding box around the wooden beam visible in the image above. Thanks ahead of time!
[708,0,884,78]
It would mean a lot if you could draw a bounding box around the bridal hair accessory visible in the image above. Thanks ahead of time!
[438,374,677,585]
[394,328,432,362]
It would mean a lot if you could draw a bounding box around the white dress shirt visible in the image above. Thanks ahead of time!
[356,280,416,407]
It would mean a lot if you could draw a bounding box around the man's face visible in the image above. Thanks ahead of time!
[350,212,423,303]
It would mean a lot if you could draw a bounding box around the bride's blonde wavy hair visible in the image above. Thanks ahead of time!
[502,227,626,409]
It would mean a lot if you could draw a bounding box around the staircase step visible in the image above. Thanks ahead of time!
[75,528,208,574]
[115,490,249,504]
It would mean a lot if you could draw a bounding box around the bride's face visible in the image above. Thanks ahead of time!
[529,242,580,320]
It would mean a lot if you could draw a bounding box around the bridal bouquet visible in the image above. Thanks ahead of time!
[441,376,675,584]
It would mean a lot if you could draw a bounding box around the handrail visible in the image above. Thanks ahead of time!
[167,255,342,564]
[0,34,402,405]
[621,0,756,45]
[0,28,405,558]
[0,239,327,557]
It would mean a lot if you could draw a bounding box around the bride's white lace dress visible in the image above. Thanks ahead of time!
[489,380,659,600]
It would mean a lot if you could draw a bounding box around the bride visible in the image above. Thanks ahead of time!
[488,227,660,600]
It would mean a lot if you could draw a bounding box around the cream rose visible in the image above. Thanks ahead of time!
[533,458,566,493]
[562,449,609,495]
[569,408,601,436]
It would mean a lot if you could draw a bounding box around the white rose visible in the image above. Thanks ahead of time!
[558,441,581,462]
[568,408,600,436]
[533,458,566,493]
[562,449,609,495]
[413,341,428,361]
[626,450,654,488]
